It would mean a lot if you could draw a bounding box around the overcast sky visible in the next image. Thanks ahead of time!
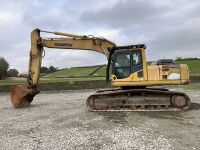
[0,0,200,72]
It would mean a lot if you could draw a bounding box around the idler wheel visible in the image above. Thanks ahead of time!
[171,95,187,107]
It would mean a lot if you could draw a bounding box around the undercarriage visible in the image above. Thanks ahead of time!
[86,88,191,111]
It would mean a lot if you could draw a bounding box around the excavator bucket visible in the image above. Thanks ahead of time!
[10,85,38,108]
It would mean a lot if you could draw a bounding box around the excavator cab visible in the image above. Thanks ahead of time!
[112,48,143,79]
[106,44,147,86]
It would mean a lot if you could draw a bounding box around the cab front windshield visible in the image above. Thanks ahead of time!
[114,51,142,79]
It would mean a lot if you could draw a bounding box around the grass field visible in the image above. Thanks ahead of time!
[0,79,25,85]
[94,65,107,76]
[43,60,200,78]
[0,77,106,86]
[94,60,200,77]
[0,60,199,87]
[177,60,200,76]
[43,66,101,78]
[43,65,107,78]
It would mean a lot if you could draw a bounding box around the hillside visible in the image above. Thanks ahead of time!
[43,65,102,78]
[92,65,107,76]
[43,60,200,78]
[90,60,200,77]
[177,60,200,76]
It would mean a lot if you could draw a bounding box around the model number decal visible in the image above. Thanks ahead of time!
[55,43,72,47]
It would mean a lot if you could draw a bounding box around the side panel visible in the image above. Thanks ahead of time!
[180,64,189,83]
[147,65,160,80]
[112,63,190,87]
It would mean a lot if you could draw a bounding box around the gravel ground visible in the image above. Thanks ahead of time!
[0,88,200,150]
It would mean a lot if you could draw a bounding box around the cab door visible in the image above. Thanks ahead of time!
[113,52,131,79]
[112,49,144,79]
[131,50,143,78]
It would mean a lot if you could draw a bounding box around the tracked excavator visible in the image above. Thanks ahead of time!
[10,29,191,111]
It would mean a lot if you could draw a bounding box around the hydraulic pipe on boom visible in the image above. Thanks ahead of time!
[10,29,116,108]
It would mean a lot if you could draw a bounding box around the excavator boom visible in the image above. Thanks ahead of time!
[11,29,116,108]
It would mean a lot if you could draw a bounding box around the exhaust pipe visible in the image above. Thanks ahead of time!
[10,85,39,108]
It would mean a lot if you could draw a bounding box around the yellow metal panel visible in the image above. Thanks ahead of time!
[147,65,160,81]
[111,62,190,87]
[42,38,115,55]
[168,67,180,74]
[180,64,189,81]
[111,80,183,87]
[141,49,147,80]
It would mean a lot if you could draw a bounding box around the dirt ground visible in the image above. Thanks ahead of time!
[0,88,200,150]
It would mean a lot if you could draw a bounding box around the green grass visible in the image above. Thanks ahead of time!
[44,66,100,78]
[177,60,200,76]
[94,65,107,76]
[40,77,105,82]
[43,60,200,78]
[0,77,106,85]
[86,60,200,77]
[0,79,25,85]
[1,60,199,86]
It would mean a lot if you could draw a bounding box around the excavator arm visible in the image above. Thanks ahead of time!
[11,29,116,108]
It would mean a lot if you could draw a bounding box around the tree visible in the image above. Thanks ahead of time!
[48,65,58,73]
[7,69,19,77]
[41,66,49,73]
[0,57,9,79]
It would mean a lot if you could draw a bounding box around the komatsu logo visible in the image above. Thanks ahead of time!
[55,43,72,47]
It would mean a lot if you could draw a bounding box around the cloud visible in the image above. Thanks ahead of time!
[80,0,200,60]
[0,0,199,72]
[42,49,107,69]
[81,0,171,28]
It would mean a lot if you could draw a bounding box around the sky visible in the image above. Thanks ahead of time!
[0,0,200,72]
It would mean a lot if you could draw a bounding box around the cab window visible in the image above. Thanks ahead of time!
[114,53,130,79]
[132,51,143,73]
[132,52,142,66]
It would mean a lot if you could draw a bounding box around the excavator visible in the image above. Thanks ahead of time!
[10,29,191,111]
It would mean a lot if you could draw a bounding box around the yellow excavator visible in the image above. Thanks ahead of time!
[10,29,191,111]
